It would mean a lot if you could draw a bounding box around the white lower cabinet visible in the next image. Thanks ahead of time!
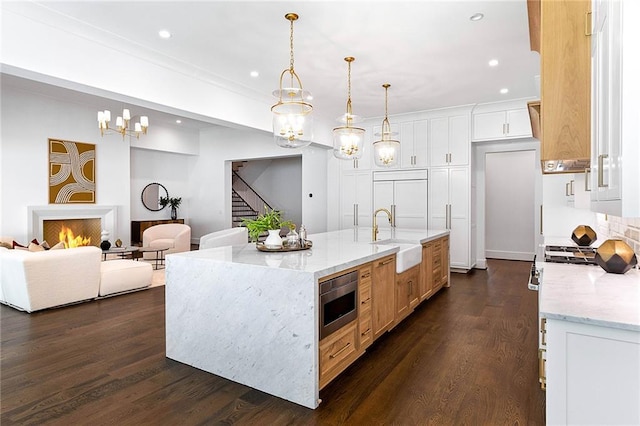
[373,169,428,229]
[340,170,372,228]
[429,167,471,270]
[546,318,640,425]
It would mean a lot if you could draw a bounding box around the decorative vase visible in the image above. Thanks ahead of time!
[171,206,177,220]
[100,240,111,250]
[264,229,283,249]
[595,239,638,274]
[571,225,597,246]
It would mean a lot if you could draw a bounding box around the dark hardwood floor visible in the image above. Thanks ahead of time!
[1,259,545,425]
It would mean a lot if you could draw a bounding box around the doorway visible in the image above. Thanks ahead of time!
[485,150,537,261]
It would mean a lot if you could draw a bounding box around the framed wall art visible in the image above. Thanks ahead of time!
[48,138,96,204]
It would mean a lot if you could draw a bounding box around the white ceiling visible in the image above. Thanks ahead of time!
[2,0,540,128]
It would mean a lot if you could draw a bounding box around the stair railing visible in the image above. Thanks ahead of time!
[232,171,273,217]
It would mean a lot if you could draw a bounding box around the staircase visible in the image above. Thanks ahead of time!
[232,190,258,227]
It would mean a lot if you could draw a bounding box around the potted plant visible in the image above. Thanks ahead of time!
[160,196,182,220]
[241,206,294,248]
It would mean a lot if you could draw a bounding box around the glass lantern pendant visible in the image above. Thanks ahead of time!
[373,83,400,167]
[271,13,313,148]
[333,57,365,160]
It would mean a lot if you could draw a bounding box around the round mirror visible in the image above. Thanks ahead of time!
[141,182,168,211]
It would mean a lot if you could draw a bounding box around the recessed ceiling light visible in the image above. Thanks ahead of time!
[489,59,499,67]
[470,13,484,21]
[158,30,172,39]
[500,88,509,94]
[176,119,182,124]
[250,71,259,78]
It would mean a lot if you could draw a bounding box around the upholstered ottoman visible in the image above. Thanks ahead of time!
[99,260,152,296]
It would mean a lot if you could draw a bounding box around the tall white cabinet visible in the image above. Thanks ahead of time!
[428,106,474,271]
[590,0,640,217]
[429,167,471,270]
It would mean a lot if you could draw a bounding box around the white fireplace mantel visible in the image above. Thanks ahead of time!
[28,205,118,241]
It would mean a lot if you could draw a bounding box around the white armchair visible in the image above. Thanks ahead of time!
[199,227,248,249]
[142,223,191,259]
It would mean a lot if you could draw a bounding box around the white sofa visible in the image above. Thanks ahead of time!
[199,227,248,249]
[142,223,191,260]
[0,246,153,313]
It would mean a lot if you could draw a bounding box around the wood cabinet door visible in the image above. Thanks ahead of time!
[441,236,450,287]
[420,243,434,300]
[372,255,396,340]
[541,0,591,162]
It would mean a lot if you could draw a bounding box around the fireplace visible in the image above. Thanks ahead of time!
[28,205,117,245]
[43,218,101,247]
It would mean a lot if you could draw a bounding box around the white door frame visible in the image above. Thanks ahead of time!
[473,139,542,269]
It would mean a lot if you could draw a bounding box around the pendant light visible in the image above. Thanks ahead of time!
[332,57,365,160]
[373,84,400,167]
[271,13,313,148]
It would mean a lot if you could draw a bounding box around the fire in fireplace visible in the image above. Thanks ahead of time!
[43,219,101,248]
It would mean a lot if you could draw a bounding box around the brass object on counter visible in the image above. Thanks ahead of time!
[595,239,638,274]
[571,225,597,246]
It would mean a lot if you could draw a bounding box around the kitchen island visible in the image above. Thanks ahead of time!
[165,228,448,409]
[539,262,640,425]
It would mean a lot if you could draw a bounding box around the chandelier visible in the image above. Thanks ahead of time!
[98,108,148,140]
[271,13,313,148]
[373,84,400,167]
[332,57,365,160]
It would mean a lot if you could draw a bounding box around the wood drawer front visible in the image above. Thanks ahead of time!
[319,321,358,387]
[359,281,372,309]
[359,264,372,282]
[359,311,373,349]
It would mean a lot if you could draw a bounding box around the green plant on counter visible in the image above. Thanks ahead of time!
[241,206,294,242]
[159,196,182,209]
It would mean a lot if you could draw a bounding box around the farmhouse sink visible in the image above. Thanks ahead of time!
[374,239,422,273]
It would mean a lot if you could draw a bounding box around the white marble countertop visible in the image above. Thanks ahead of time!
[539,262,640,331]
[178,227,449,279]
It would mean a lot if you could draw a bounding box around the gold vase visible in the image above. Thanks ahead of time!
[571,225,597,246]
[595,239,638,274]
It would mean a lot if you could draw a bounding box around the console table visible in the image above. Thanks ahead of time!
[131,219,184,245]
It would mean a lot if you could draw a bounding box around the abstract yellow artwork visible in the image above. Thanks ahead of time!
[49,139,96,204]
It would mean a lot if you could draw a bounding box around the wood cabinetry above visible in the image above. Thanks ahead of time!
[538,0,592,172]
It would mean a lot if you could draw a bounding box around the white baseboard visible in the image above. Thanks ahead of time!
[485,250,535,261]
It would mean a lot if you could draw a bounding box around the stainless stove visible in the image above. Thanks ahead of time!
[544,245,598,265]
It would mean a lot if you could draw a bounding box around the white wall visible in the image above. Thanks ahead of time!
[130,148,193,223]
[0,82,131,243]
[543,174,598,237]
[485,150,537,260]
[190,126,329,241]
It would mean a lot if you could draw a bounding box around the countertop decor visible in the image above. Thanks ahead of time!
[571,224,597,246]
[595,239,638,274]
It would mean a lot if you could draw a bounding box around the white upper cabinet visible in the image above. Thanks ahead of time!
[471,100,534,142]
[399,120,428,168]
[590,0,639,217]
[429,108,471,167]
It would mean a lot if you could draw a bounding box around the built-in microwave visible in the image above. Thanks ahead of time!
[319,270,358,340]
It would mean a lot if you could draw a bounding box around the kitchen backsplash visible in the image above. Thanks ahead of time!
[596,214,640,257]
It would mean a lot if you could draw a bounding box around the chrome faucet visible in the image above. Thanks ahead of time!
[372,208,392,241]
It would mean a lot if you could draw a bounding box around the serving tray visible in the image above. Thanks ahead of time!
[255,240,313,252]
